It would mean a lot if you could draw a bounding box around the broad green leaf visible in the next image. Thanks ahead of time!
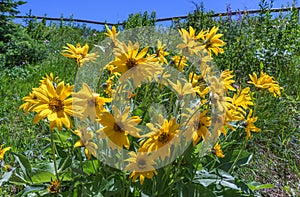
[194,178,216,187]
[31,168,55,184]
[7,172,28,186]
[82,160,97,175]
[220,180,240,190]
[15,185,46,197]
[0,168,14,186]
[218,150,252,172]
[215,169,235,181]
[13,152,32,178]
[132,108,144,116]
[247,181,274,191]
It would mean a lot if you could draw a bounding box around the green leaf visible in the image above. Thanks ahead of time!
[58,156,72,173]
[15,185,46,197]
[247,182,274,191]
[82,160,97,175]
[219,180,240,190]
[0,168,15,186]
[44,131,71,145]
[132,108,144,116]
[195,178,216,187]
[34,163,55,174]
[260,62,264,70]
[7,172,28,186]
[13,152,32,178]
[218,150,252,172]
[31,168,56,184]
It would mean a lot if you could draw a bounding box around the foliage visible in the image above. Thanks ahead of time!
[0,0,48,67]
[122,11,156,29]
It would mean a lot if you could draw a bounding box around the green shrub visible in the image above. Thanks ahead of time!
[0,0,47,67]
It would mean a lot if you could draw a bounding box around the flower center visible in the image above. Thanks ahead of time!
[137,159,147,169]
[48,180,60,194]
[158,132,170,144]
[126,58,137,69]
[114,123,125,133]
[88,98,96,107]
[49,98,64,112]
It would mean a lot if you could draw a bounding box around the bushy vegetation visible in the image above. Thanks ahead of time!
[0,0,299,196]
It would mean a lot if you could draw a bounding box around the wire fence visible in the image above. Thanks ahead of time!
[15,6,300,27]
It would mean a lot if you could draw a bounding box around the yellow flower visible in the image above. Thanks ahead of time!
[172,55,188,72]
[110,41,162,86]
[140,116,180,159]
[248,71,283,97]
[232,87,253,110]
[189,72,201,87]
[48,179,60,194]
[0,144,11,160]
[4,164,12,172]
[201,26,225,56]
[73,83,112,122]
[74,128,98,160]
[179,26,206,41]
[102,74,119,97]
[110,41,153,74]
[208,76,226,113]
[125,151,158,185]
[189,72,209,101]
[225,87,254,122]
[40,72,60,85]
[31,79,74,131]
[97,106,142,150]
[191,110,211,146]
[221,70,236,93]
[19,92,38,114]
[177,26,206,55]
[169,80,195,100]
[199,55,213,79]
[213,142,225,158]
[193,85,210,100]
[177,31,203,55]
[62,43,97,66]
[104,25,120,43]
[244,109,261,140]
[155,40,169,64]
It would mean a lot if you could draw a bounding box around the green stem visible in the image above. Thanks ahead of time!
[50,131,60,182]
[228,140,246,174]
[74,63,79,82]
[78,148,84,171]
[159,165,172,194]
[253,88,260,116]
[91,159,98,174]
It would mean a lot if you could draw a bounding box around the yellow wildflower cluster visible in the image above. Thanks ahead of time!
[20,74,74,131]
[19,25,284,188]
[177,26,226,56]
[248,70,283,97]
[62,43,97,66]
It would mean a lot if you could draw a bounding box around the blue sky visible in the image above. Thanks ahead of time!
[16,0,296,28]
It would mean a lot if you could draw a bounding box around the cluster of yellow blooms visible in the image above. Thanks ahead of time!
[19,25,283,187]
[62,43,97,66]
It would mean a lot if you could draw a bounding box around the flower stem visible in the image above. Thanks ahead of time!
[228,139,246,174]
[74,63,79,82]
[50,131,60,182]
